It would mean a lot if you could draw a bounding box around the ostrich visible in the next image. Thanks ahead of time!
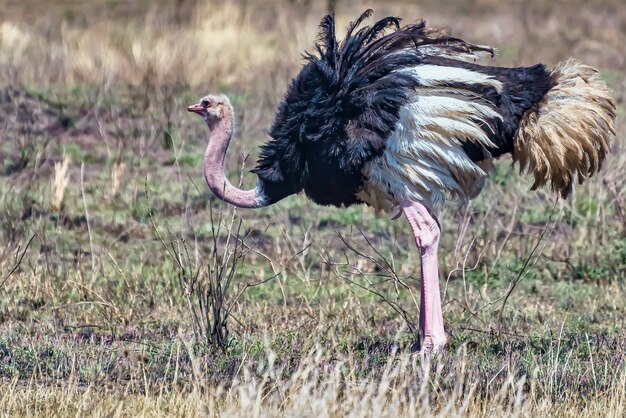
[188,10,616,351]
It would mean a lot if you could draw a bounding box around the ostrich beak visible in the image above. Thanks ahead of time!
[187,102,204,114]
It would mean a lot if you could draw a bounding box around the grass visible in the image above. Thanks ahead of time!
[1,0,625,416]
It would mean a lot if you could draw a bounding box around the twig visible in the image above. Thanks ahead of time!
[50,300,118,311]
[603,178,626,233]
[0,234,36,289]
[329,260,418,334]
[491,202,518,270]
[226,272,282,316]
[445,207,490,315]
[327,232,419,334]
[586,333,598,393]
[497,200,560,328]
[80,163,97,284]
[63,324,103,330]
[455,325,528,339]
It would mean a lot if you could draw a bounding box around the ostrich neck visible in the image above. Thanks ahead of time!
[203,110,265,208]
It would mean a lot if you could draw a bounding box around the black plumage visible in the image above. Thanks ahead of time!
[252,10,555,206]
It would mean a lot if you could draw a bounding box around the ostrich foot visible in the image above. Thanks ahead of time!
[419,332,447,353]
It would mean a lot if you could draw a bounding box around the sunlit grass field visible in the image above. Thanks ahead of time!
[0,0,625,416]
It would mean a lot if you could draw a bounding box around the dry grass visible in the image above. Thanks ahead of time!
[2,0,625,88]
[50,155,71,211]
[0,0,625,416]
[1,347,624,417]
[0,1,311,89]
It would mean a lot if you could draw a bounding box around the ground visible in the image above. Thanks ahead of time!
[0,0,625,416]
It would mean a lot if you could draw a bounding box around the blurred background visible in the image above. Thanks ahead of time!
[1,0,625,90]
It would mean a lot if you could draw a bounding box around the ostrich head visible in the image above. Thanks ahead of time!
[187,94,230,127]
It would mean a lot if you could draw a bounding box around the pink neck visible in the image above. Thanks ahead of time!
[203,109,266,209]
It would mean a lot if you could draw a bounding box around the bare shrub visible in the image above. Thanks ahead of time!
[1,88,55,175]
[155,202,273,350]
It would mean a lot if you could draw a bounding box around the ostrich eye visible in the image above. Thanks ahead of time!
[201,99,210,108]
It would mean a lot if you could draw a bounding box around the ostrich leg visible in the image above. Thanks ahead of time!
[401,200,446,352]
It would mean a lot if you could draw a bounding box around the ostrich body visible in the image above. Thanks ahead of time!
[188,11,616,351]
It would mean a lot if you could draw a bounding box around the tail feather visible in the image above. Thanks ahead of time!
[513,59,616,198]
